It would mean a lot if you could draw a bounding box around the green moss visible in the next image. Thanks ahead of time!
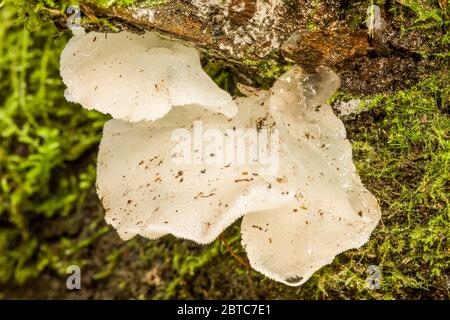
[242,50,290,89]
[0,2,107,285]
[90,0,167,9]
[390,0,450,56]
[203,60,241,97]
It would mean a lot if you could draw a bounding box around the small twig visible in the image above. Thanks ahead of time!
[219,234,258,298]
[40,7,64,17]
[80,3,99,23]
[219,234,249,268]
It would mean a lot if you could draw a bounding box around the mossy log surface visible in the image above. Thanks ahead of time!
[0,0,448,299]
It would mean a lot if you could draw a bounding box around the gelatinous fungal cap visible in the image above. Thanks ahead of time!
[96,65,381,286]
[241,66,381,286]
[60,30,237,122]
[96,95,294,243]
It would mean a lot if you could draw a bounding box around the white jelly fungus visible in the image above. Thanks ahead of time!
[60,30,237,122]
[62,30,381,286]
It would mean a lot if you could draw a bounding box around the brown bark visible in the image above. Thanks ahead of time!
[76,0,373,72]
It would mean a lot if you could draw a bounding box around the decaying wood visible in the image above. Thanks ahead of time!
[76,0,375,72]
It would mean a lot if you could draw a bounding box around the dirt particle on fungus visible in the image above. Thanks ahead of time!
[276,177,285,183]
[358,211,363,217]
[175,171,183,178]
[234,178,254,183]
[252,225,263,231]
[194,191,216,199]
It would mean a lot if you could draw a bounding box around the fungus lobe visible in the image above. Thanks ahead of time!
[60,30,237,122]
[93,50,381,285]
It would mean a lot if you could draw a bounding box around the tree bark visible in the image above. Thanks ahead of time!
[76,0,373,72]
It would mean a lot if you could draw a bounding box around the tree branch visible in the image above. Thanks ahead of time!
[77,0,373,72]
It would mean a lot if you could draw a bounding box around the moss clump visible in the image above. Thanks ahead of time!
[242,50,290,89]
[0,2,107,285]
